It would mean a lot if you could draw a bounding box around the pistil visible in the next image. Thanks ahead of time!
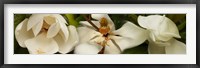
[83,15,121,54]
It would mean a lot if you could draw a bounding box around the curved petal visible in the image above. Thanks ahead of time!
[91,14,115,30]
[138,15,180,41]
[74,43,102,54]
[47,23,60,38]
[104,40,121,54]
[148,39,167,54]
[52,14,68,24]
[80,21,100,29]
[149,31,156,42]
[32,19,44,36]
[15,18,34,48]
[58,21,69,41]
[54,25,79,54]
[165,39,186,54]
[43,15,56,25]
[138,15,163,29]
[111,21,148,51]
[77,27,102,43]
[27,14,49,31]
[24,32,59,54]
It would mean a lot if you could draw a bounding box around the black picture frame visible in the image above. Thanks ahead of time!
[0,0,198,68]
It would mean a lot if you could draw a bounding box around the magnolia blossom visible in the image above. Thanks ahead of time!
[138,15,186,54]
[15,14,79,54]
[74,14,148,54]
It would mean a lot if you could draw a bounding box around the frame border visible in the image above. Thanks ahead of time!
[1,0,198,68]
[1,0,197,4]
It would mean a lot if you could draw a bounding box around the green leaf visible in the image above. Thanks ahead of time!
[75,15,85,22]
[109,14,126,29]
[166,14,186,23]
[122,42,148,54]
[127,14,138,24]
[14,14,26,29]
[180,32,186,40]
[177,20,186,31]
[25,14,32,18]
[177,32,186,44]
[64,14,79,27]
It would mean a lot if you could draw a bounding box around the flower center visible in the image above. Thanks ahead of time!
[97,17,112,54]
[41,16,56,32]
[44,16,56,25]
[99,17,110,35]
[86,16,121,54]
[95,18,111,45]
[43,21,50,30]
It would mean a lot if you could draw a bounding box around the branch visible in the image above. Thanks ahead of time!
[82,15,99,30]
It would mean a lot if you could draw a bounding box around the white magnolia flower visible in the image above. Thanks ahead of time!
[138,15,186,54]
[15,14,79,54]
[74,14,148,54]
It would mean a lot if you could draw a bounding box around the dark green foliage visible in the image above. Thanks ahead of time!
[122,42,148,54]
[126,14,138,25]
[166,14,186,23]
[75,15,85,22]
[64,14,79,27]
[109,14,127,29]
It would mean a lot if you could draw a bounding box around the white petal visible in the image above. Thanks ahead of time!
[148,37,173,54]
[80,21,100,28]
[165,39,186,54]
[58,21,69,41]
[47,23,60,38]
[52,14,68,24]
[138,15,180,41]
[24,32,59,54]
[138,15,162,29]
[78,27,102,43]
[74,43,102,54]
[27,14,49,31]
[15,18,34,48]
[91,14,115,30]
[104,40,121,54]
[54,26,79,54]
[149,32,156,42]
[43,15,56,25]
[31,19,44,36]
[111,21,148,51]
[148,39,167,54]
